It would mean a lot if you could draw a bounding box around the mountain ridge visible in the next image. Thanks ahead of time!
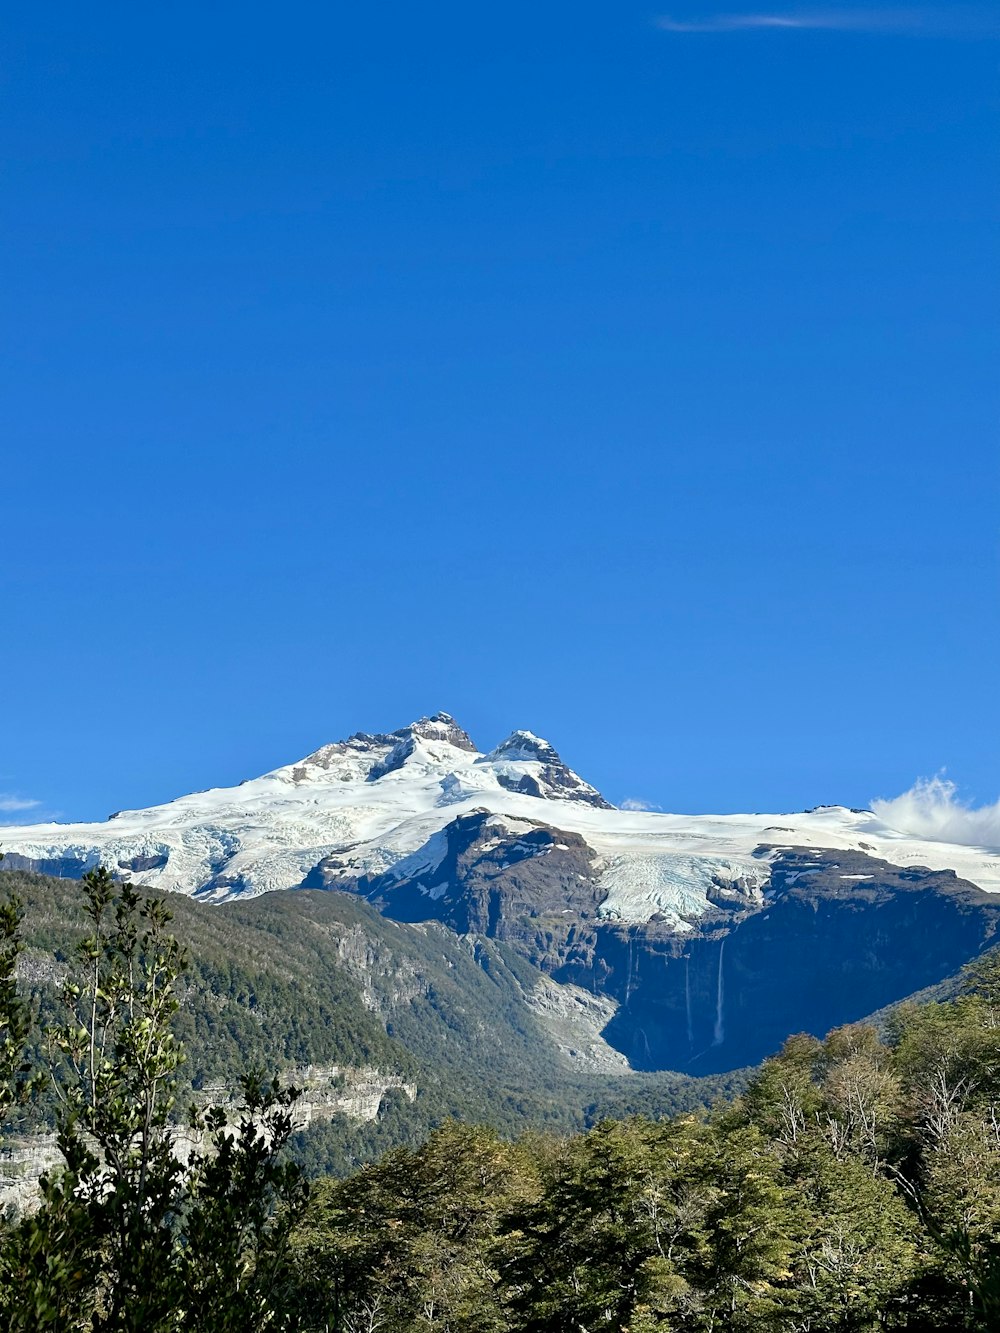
[4,711,998,907]
[4,712,1000,1073]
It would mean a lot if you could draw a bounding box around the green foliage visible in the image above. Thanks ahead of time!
[175,1073,310,1331]
[781,1139,920,1328]
[0,880,32,1133]
[1,867,743,1163]
[0,870,308,1332]
[7,866,1000,1328]
[288,1121,534,1331]
[280,997,1000,1327]
[501,1116,721,1330]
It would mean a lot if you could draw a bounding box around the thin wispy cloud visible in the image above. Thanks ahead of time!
[620,797,663,812]
[0,795,41,814]
[872,776,1000,850]
[656,8,1000,35]
[0,794,45,828]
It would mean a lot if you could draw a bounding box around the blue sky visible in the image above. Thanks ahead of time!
[3,2,998,823]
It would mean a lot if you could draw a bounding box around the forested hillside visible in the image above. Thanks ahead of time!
[3,868,1000,1328]
[283,977,1000,1331]
[0,869,739,1173]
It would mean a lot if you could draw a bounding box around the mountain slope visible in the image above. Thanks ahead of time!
[0,867,739,1182]
[4,713,1000,1073]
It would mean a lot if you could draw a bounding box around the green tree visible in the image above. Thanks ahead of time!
[0,868,307,1332]
[0,871,32,1134]
[501,1117,713,1331]
[289,1121,533,1332]
[177,1073,310,1332]
[691,1124,794,1331]
[784,1141,920,1330]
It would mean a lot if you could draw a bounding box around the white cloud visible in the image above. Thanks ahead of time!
[0,796,40,814]
[657,13,853,31]
[620,797,663,812]
[656,8,999,35]
[872,776,1000,850]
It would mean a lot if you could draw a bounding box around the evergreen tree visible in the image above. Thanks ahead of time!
[0,867,32,1133]
[0,869,307,1332]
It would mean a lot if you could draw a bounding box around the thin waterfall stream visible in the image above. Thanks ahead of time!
[712,937,726,1047]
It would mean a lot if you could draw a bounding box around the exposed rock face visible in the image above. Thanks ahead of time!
[313,810,607,969]
[408,713,478,752]
[0,1136,64,1217]
[0,852,95,878]
[486,731,615,809]
[118,852,170,874]
[690,848,1000,1072]
[0,1064,417,1216]
[368,736,423,783]
[524,977,629,1072]
[569,850,1000,1073]
[489,732,566,766]
[291,1067,418,1125]
[324,825,1000,1074]
[368,714,479,781]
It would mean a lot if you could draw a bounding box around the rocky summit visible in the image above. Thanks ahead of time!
[4,712,1000,1072]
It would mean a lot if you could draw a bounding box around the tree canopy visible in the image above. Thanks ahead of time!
[3,867,1000,1329]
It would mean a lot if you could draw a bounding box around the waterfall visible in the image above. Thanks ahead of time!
[684,957,694,1047]
[712,938,726,1047]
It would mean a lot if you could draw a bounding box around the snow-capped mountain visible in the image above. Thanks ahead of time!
[8,713,1000,1074]
[3,711,998,925]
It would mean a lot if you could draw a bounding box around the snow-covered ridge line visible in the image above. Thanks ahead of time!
[3,712,1000,922]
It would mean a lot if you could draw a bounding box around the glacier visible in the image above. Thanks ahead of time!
[4,711,1000,925]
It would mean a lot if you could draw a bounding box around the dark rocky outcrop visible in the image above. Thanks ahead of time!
[577,848,1000,1074]
[310,810,607,971]
[367,714,480,781]
[117,851,170,874]
[319,829,1000,1075]
[0,851,95,878]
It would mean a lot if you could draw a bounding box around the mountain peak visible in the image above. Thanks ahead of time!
[404,713,477,753]
[366,714,478,782]
[488,730,561,765]
[485,730,614,810]
[283,714,474,786]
